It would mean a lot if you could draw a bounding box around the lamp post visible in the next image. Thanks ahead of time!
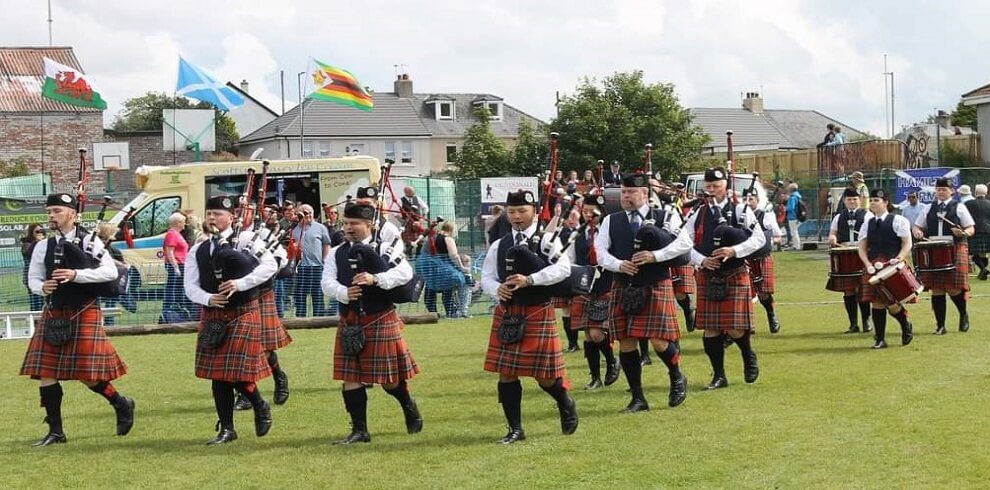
[297,71,306,158]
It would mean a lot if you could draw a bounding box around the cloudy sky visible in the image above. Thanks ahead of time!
[3,0,986,137]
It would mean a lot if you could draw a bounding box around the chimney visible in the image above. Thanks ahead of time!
[742,92,763,114]
[394,73,413,98]
[240,79,249,93]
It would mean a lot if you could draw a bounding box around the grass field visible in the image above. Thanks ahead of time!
[2,251,989,489]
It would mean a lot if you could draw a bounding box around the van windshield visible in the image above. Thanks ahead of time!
[109,192,148,225]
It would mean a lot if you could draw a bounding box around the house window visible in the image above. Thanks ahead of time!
[437,101,453,120]
[486,102,502,120]
[445,144,457,164]
[346,143,365,156]
[318,141,331,157]
[302,141,313,158]
[401,141,413,164]
[384,141,396,164]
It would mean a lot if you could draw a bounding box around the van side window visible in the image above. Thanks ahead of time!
[130,196,181,238]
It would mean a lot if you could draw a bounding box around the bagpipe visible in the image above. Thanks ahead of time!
[347,237,424,311]
[711,130,755,251]
[210,169,262,300]
[633,143,690,271]
[742,173,773,259]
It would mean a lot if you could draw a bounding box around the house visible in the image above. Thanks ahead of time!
[238,73,545,176]
[225,80,278,138]
[961,82,990,162]
[690,93,867,154]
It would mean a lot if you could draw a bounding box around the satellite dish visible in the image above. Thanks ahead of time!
[249,148,264,160]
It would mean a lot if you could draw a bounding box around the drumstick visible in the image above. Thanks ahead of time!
[938,215,962,232]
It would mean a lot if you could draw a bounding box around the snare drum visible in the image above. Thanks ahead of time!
[869,262,923,305]
[829,247,864,278]
[911,240,956,273]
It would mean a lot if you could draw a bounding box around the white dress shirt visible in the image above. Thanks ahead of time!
[321,235,414,305]
[649,198,766,266]
[760,208,783,238]
[914,199,976,238]
[858,212,912,240]
[829,209,875,244]
[594,203,685,272]
[28,227,119,296]
[481,220,571,301]
[184,227,278,307]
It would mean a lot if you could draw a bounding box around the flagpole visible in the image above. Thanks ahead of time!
[40,112,46,195]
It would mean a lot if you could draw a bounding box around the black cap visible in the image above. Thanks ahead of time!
[45,193,77,209]
[611,160,620,167]
[206,195,237,212]
[506,190,537,207]
[356,186,378,199]
[343,202,376,221]
[869,188,889,200]
[704,167,727,182]
[741,186,758,198]
[842,188,860,199]
[935,177,953,188]
[621,172,649,188]
[582,193,606,208]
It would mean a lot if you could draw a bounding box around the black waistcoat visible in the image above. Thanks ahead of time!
[43,229,101,308]
[866,215,901,261]
[496,234,553,305]
[695,202,746,270]
[335,242,395,316]
[836,208,867,243]
[926,201,963,242]
[573,229,612,294]
[195,239,262,308]
[607,209,670,284]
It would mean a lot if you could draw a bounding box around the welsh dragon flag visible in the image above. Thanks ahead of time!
[41,57,107,110]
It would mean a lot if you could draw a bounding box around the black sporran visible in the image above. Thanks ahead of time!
[198,320,229,349]
[707,276,728,301]
[340,324,366,356]
[43,317,73,347]
[620,285,647,315]
[498,314,526,344]
[587,298,610,323]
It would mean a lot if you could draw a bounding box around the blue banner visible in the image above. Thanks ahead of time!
[893,167,960,205]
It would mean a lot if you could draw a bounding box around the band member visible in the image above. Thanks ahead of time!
[670,195,698,333]
[20,193,133,447]
[594,174,686,412]
[652,168,766,390]
[743,187,782,333]
[184,196,277,445]
[858,189,914,349]
[355,186,402,246]
[481,190,578,444]
[567,193,621,390]
[911,178,975,334]
[827,188,874,333]
[554,206,581,353]
[321,202,422,445]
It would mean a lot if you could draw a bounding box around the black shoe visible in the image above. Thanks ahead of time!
[768,313,781,334]
[206,427,238,445]
[254,401,273,437]
[979,269,988,281]
[668,373,687,407]
[603,359,621,386]
[402,398,423,434]
[722,334,734,349]
[959,313,970,332]
[640,354,652,366]
[564,344,580,354]
[497,428,526,444]
[933,325,946,336]
[585,378,604,390]
[843,325,860,334]
[113,396,135,436]
[32,432,67,447]
[333,430,371,445]
[273,371,290,405]
[705,377,729,390]
[557,395,579,435]
[233,393,252,411]
[902,322,913,346]
[620,398,650,413]
[862,320,873,333]
[744,353,760,384]
[686,310,696,333]
[872,339,888,349]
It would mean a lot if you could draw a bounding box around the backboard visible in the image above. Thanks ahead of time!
[162,109,216,152]
[92,142,130,170]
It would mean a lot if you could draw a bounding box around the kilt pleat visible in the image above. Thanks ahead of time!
[333,309,419,385]
[258,288,292,350]
[608,281,680,341]
[968,234,990,255]
[747,255,776,294]
[917,242,970,293]
[696,268,754,332]
[825,274,866,294]
[551,296,571,309]
[195,301,272,382]
[570,292,613,331]
[20,304,127,381]
[671,265,697,295]
[485,303,569,383]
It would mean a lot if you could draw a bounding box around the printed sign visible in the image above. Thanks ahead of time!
[480,177,540,204]
[894,168,960,205]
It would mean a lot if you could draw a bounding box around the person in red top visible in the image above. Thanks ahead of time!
[163,212,191,320]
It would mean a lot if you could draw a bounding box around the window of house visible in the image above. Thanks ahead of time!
[384,141,396,164]
[486,102,502,120]
[445,144,457,164]
[437,101,453,120]
[302,141,313,158]
[400,141,413,164]
[128,196,181,239]
[318,141,331,157]
[346,143,365,156]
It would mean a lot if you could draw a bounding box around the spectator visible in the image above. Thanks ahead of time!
[847,171,869,209]
[96,222,136,324]
[958,184,974,203]
[291,204,333,317]
[965,184,990,280]
[486,206,511,246]
[828,126,846,146]
[818,123,836,147]
[400,186,430,217]
[180,210,200,246]
[566,170,579,193]
[420,221,467,318]
[604,161,623,187]
[785,183,802,250]
[579,170,598,193]
[20,223,46,311]
[162,212,192,322]
[899,191,924,225]
[197,221,213,244]
[457,252,475,317]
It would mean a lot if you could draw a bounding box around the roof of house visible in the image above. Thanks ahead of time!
[962,82,990,99]
[689,107,866,151]
[225,82,278,117]
[0,46,102,113]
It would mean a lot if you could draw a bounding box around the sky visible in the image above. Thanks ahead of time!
[2,0,987,138]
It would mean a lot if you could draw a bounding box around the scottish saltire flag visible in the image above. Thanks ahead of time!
[175,56,244,111]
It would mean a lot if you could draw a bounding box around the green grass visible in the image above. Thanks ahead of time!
[2,251,989,489]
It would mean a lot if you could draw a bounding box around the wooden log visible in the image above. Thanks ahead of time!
[106,312,439,337]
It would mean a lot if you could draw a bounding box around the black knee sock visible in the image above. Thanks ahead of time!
[598,338,616,366]
[619,350,644,399]
[497,380,523,430]
[88,381,124,406]
[702,336,726,379]
[734,331,755,361]
[234,382,265,408]
[974,256,988,271]
[211,380,235,429]
[584,340,601,379]
[383,380,413,408]
[949,293,968,316]
[890,308,910,329]
[342,386,369,432]
[872,309,887,342]
[858,301,872,326]
[267,351,283,377]
[759,295,775,314]
[40,384,64,434]
[638,339,650,358]
[843,295,858,326]
[539,377,571,406]
[562,318,577,347]
[932,294,947,327]
[654,342,682,378]
[677,295,692,318]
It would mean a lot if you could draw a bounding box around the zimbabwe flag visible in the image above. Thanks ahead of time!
[309,60,374,111]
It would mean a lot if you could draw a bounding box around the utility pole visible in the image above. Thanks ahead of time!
[47,0,53,46]
[883,54,895,138]
[280,70,285,115]
[297,71,305,158]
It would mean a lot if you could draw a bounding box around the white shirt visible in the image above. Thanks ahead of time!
[481,220,571,301]
[650,198,766,266]
[242,225,288,266]
[858,212,912,240]
[321,235,414,305]
[594,203,685,272]
[184,227,278,307]
[28,227,119,296]
[829,209,875,244]
[378,220,403,250]
[754,207,782,238]
[914,199,976,237]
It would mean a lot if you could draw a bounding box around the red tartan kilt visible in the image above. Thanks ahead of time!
[333,309,419,385]
[671,265,697,295]
[825,274,865,294]
[608,281,680,341]
[859,258,919,305]
[917,242,970,293]
[551,296,570,309]
[696,268,754,332]
[570,292,613,332]
[485,303,569,384]
[258,288,292,350]
[195,300,272,382]
[20,304,127,381]
[747,255,776,294]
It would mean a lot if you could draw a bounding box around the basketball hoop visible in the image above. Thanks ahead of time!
[105,164,120,171]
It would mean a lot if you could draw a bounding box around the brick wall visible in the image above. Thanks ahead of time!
[102,131,206,195]
[0,112,105,194]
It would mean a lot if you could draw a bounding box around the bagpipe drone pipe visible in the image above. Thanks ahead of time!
[348,238,424,308]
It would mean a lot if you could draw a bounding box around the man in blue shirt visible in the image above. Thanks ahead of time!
[292,204,333,316]
[785,183,802,250]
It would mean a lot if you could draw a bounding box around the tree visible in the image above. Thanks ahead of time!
[0,156,30,178]
[551,71,709,181]
[950,100,977,131]
[112,92,240,154]
[451,107,509,178]
[509,118,547,177]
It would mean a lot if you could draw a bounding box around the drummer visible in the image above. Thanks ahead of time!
[827,188,874,334]
[857,189,914,349]
[911,177,975,334]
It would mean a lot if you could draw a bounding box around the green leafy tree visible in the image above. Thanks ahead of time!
[551,71,709,181]
[0,156,30,178]
[452,107,509,178]
[950,100,977,130]
[509,118,548,177]
[112,92,240,154]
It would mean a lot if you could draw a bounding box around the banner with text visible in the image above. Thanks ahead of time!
[893,167,960,205]
[480,177,540,215]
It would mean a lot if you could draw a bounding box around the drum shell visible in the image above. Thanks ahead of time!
[829,247,863,278]
[911,240,956,273]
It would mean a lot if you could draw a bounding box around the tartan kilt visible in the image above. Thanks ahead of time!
[747,255,776,294]
[969,234,990,255]
[258,288,292,351]
[551,296,571,309]
[608,281,680,341]
[671,265,697,295]
[570,291,613,332]
[825,274,866,294]
[485,303,569,383]
[20,303,128,381]
[859,257,919,305]
[917,242,970,292]
[696,268,754,332]
[195,300,272,382]
[333,309,419,385]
